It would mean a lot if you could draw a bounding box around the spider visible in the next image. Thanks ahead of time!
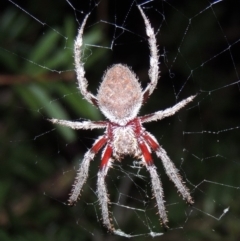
[49,5,196,233]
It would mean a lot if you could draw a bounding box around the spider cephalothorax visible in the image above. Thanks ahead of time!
[50,5,196,235]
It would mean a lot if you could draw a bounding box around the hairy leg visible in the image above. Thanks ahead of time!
[155,147,193,204]
[144,132,194,204]
[141,95,196,123]
[74,13,98,105]
[97,145,113,231]
[138,6,159,102]
[138,140,168,227]
[48,119,107,130]
[69,135,107,205]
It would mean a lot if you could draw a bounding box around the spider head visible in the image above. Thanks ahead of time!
[97,64,143,126]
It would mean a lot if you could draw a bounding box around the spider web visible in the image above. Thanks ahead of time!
[1,0,240,240]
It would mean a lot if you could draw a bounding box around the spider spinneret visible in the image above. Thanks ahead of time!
[49,5,196,235]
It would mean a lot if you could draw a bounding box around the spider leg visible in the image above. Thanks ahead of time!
[97,146,135,237]
[140,95,196,123]
[138,140,168,227]
[68,135,108,205]
[48,119,107,130]
[74,13,98,106]
[97,145,114,231]
[138,6,159,102]
[143,131,194,204]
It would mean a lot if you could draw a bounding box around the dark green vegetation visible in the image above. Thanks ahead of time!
[1,0,240,240]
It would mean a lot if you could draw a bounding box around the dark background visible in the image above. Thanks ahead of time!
[1,0,240,240]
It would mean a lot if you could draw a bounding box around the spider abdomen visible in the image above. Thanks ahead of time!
[97,64,143,125]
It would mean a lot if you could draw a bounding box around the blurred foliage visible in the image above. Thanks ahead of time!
[0,4,107,241]
[1,6,104,141]
[1,0,240,241]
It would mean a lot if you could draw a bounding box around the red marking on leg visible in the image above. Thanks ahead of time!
[139,142,153,165]
[100,145,112,169]
[144,133,159,151]
[92,136,107,153]
[127,118,142,135]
